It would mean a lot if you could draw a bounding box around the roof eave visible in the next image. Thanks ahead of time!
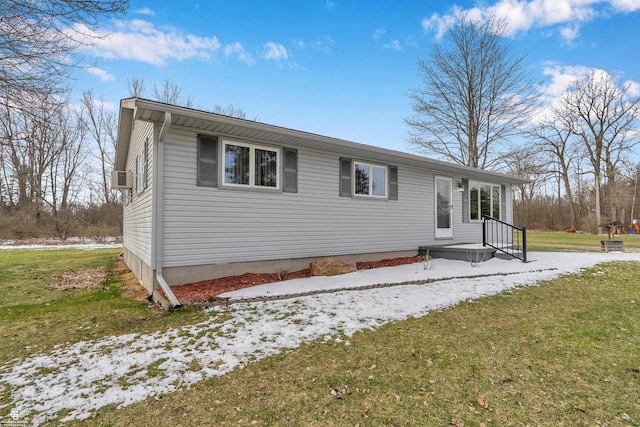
[119,97,530,185]
[114,98,136,171]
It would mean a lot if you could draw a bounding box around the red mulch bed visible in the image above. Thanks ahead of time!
[170,256,421,304]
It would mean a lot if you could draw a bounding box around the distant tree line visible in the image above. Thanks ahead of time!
[0,0,127,239]
[0,88,121,239]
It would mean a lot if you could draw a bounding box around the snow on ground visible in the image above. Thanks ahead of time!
[1,251,638,425]
[0,237,122,251]
[0,243,122,251]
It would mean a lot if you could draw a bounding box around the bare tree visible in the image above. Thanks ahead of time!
[504,145,550,225]
[406,13,539,169]
[0,88,65,210]
[532,104,582,228]
[0,0,128,111]
[131,77,249,118]
[0,93,20,206]
[152,79,194,107]
[630,163,640,221]
[127,77,146,98]
[0,88,92,237]
[212,104,247,119]
[561,70,640,230]
[78,90,117,204]
[48,111,88,239]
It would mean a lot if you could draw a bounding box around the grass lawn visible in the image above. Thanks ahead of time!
[526,230,640,252]
[65,261,640,427]
[0,248,207,366]
[1,241,639,426]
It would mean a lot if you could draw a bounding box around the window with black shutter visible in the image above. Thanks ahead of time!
[282,148,298,193]
[340,158,397,200]
[388,166,398,201]
[339,158,352,197]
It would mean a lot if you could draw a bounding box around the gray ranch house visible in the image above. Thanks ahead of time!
[113,97,527,307]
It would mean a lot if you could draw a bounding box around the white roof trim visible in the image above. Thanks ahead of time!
[115,97,529,184]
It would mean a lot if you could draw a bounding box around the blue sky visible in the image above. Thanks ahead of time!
[71,0,640,154]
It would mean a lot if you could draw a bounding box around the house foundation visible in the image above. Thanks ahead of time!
[162,250,418,286]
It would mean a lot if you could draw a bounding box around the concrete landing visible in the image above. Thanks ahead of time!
[419,243,496,262]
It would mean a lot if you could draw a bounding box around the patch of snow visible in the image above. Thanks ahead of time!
[0,243,122,251]
[0,251,638,425]
[0,237,122,251]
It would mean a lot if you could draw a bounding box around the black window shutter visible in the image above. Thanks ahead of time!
[143,137,149,189]
[388,166,398,200]
[500,184,506,221]
[133,155,138,194]
[339,158,352,197]
[462,178,469,223]
[197,135,218,187]
[282,148,298,193]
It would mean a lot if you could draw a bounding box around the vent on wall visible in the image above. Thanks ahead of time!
[110,170,132,189]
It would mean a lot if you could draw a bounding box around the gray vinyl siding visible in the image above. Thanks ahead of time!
[161,129,435,268]
[158,129,519,267]
[122,120,154,265]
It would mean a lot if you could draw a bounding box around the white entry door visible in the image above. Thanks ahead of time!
[435,176,453,239]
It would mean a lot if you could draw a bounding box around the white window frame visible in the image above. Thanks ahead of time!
[469,181,501,221]
[222,140,280,189]
[435,176,454,238]
[353,161,388,198]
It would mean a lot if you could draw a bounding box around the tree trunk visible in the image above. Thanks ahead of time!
[594,170,602,234]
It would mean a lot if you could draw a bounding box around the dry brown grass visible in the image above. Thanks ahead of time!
[48,266,109,291]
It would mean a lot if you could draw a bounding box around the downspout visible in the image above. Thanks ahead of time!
[153,111,181,308]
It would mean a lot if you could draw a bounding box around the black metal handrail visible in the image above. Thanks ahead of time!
[482,215,527,262]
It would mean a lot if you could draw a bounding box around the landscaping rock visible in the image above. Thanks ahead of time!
[310,257,357,276]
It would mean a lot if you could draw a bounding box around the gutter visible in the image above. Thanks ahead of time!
[153,111,181,309]
[129,97,530,185]
[156,271,181,308]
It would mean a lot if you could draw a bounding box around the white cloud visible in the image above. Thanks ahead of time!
[291,36,333,53]
[74,19,222,66]
[531,63,636,122]
[287,61,306,71]
[625,79,640,97]
[134,7,155,16]
[540,63,592,101]
[263,42,288,60]
[421,11,457,39]
[611,0,640,11]
[373,27,385,39]
[86,65,115,81]
[224,42,256,65]
[100,100,118,111]
[291,39,306,49]
[404,36,418,49]
[422,1,638,41]
[491,0,596,33]
[559,23,580,43]
[383,40,403,51]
